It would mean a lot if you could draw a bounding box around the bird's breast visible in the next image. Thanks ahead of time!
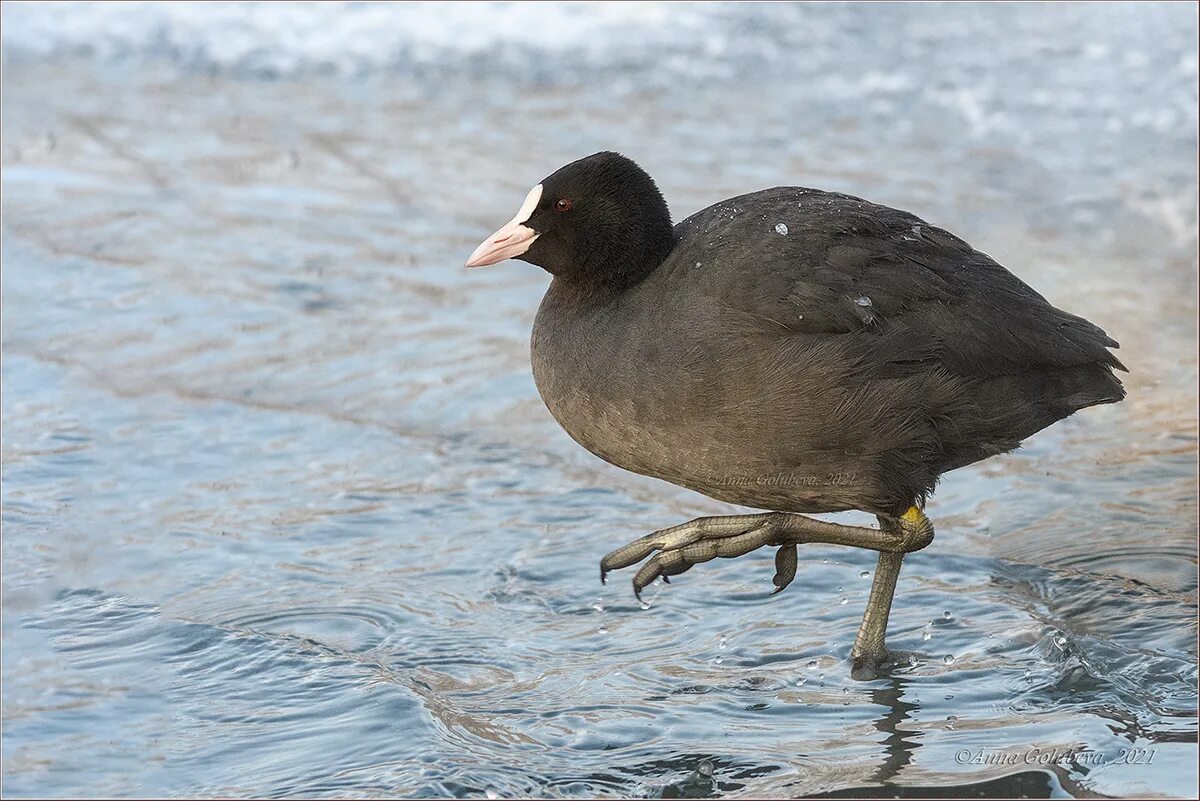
[528,278,887,513]
[531,292,677,478]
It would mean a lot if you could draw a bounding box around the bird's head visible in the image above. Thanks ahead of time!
[466,151,675,292]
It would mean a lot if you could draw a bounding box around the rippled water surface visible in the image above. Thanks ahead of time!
[2,2,1197,798]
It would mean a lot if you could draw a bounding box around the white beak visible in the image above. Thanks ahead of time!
[465,184,543,268]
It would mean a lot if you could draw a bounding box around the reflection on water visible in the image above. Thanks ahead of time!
[2,2,1197,798]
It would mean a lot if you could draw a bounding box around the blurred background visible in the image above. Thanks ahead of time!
[2,2,1197,798]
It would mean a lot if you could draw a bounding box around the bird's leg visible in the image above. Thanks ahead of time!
[851,549,906,681]
[599,506,934,678]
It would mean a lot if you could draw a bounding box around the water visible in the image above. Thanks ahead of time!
[2,2,1197,798]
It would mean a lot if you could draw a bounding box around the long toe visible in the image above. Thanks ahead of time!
[600,515,761,583]
[600,513,786,598]
[600,534,663,581]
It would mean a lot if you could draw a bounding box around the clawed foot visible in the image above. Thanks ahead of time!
[599,513,799,600]
[598,507,935,681]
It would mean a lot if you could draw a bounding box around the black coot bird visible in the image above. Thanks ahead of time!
[466,152,1125,679]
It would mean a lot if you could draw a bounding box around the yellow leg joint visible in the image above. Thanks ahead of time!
[895,505,935,552]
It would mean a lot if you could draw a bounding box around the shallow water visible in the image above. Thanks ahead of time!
[2,2,1197,798]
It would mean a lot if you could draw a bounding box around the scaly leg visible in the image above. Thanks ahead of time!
[600,506,934,678]
[851,550,906,680]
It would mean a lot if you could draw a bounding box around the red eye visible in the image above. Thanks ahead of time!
[555,198,573,212]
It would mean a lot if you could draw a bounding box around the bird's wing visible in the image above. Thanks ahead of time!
[691,190,1125,380]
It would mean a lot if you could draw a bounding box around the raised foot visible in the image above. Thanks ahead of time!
[598,513,796,600]
[597,506,935,602]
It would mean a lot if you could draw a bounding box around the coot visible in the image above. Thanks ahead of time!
[466,152,1125,678]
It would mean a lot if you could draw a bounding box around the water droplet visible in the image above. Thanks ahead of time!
[839,597,848,605]
[597,625,608,635]
[638,599,651,611]
[946,715,958,730]
[837,586,843,592]
[859,570,871,579]
[1054,635,1068,648]
[592,600,605,613]
[943,654,955,665]
[796,314,804,320]
[854,295,873,307]
[695,261,702,268]
[806,660,818,670]
[714,656,724,665]
[486,791,499,800]
[775,222,789,235]
[842,687,850,695]
[796,676,807,686]
[818,672,825,681]
[697,760,714,778]
[943,611,953,620]
[718,635,728,650]
[922,630,932,641]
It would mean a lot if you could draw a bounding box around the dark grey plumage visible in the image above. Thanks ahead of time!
[526,156,1125,517]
